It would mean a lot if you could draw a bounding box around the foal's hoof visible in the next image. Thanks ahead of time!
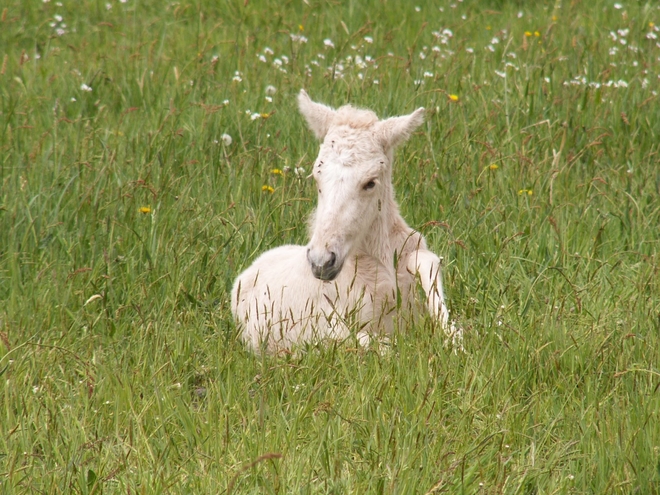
[443,321,464,354]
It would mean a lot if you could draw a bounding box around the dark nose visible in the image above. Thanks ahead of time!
[307,248,340,281]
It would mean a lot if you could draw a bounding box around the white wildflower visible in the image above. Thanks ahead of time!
[364,36,373,43]
[494,70,506,78]
[80,83,92,92]
[221,133,232,146]
[323,39,335,48]
[265,85,277,95]
[466,47,474,53]
[290,34,308,43]
[613,3,622,9]
[264,47,274,55]
[258,54,267,63]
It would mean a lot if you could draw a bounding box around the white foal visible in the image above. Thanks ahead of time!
[232,90,459,352]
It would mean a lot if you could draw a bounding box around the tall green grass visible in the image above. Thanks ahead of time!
[1,0,659,492]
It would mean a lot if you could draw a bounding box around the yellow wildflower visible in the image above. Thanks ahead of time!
[649,22,654,28]
[552,15,557,22]
[489,164,498,170]
[299,24,304,31]
[534,31,541,37]
[448,94,459,102]
[517,189,533,196]
[271,168,283,175]
[139,206,151,214]
[261,113,271,119]
[261,185,274,193]
[524,31,533,37]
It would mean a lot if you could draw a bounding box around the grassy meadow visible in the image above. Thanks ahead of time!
[1,0,660,492]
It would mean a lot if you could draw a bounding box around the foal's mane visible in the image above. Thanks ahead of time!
[333,105,379,129]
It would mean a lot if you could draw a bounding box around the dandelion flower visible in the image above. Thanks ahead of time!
[448,94,459,102]
[534,31,541,37]
[489,163,498,170]
[139,206,152,214]
[524,31,533,37]
[265,85,277,95]
[262,185,274,193]
[270,168,283,175]
[221,133,232,146]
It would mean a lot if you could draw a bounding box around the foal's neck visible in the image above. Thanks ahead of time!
[359,181,408,267]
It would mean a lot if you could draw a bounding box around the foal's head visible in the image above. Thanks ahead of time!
[298,90,425,281]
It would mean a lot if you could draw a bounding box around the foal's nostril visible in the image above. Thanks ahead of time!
[327,251,337,268]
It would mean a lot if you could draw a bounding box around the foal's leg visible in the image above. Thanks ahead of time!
[408,248,463,350]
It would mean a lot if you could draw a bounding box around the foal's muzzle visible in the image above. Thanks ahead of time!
[307,248,342,281]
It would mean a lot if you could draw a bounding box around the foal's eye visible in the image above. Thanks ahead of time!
[363,180,376,191]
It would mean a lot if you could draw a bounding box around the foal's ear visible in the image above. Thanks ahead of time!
[375,107,425,150]
[298,89,336,140]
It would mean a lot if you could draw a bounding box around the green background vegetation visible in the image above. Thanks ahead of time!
[1,0,659,492]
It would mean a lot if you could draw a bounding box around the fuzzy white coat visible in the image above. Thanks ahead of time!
[232,90,458,352]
